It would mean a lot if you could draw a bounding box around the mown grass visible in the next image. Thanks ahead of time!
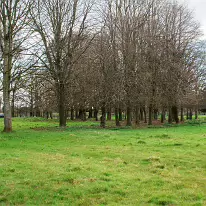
[0,118,206,205]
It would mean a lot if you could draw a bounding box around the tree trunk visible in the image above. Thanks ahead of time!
[154,109,158,120]
[168,107,172,124]
[135,106,140,125]
[115,108,120,127]
[58,83,66,127]
[3,80,12,132]
[71,108,74,120]
[189,109,193,120]
[126,106,132,126]
[119,108,122,121]
[172,106,179,124]
[186,109,189,120]
[36,110,40,117]
[195,110,198,119]
[107,109,112,121]
[94,108,98,121]
[46,112,49,119]
[65,110,69,120]
[3,38,12,132]
[180,107,184,122]
[148,104,152,125]
[11,90,15,117]
[100,105,106,128]
[75,109,79,119]
[79,109,83,120]
[82,109,86,121]
[140,108,144,121]
[161,109,165,123]
[50,112,53,119]
[143,107,147,123]
[88,108,93,118]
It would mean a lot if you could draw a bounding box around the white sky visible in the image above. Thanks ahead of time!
[179,0,206,39]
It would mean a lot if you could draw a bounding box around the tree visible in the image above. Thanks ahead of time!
[0,0,33,132]
[31,0,96,127]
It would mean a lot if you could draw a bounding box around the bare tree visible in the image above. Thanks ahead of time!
[31,0,96,127]
[0,0,33,132]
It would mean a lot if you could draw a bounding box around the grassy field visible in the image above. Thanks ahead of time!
[0,118,206,205]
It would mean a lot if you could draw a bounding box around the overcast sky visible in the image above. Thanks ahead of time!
[179,0,206,38]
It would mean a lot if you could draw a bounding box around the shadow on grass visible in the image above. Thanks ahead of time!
[31,121,206,133]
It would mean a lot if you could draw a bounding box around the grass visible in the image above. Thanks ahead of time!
[0,117,206,205]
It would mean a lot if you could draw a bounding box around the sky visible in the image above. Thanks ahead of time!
[179,0,206,39]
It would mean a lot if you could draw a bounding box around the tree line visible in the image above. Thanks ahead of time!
[0,0,205,132]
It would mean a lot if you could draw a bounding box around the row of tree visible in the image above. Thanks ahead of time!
[0,0,205,131]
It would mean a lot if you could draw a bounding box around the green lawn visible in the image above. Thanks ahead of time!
[0,118,206,205]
